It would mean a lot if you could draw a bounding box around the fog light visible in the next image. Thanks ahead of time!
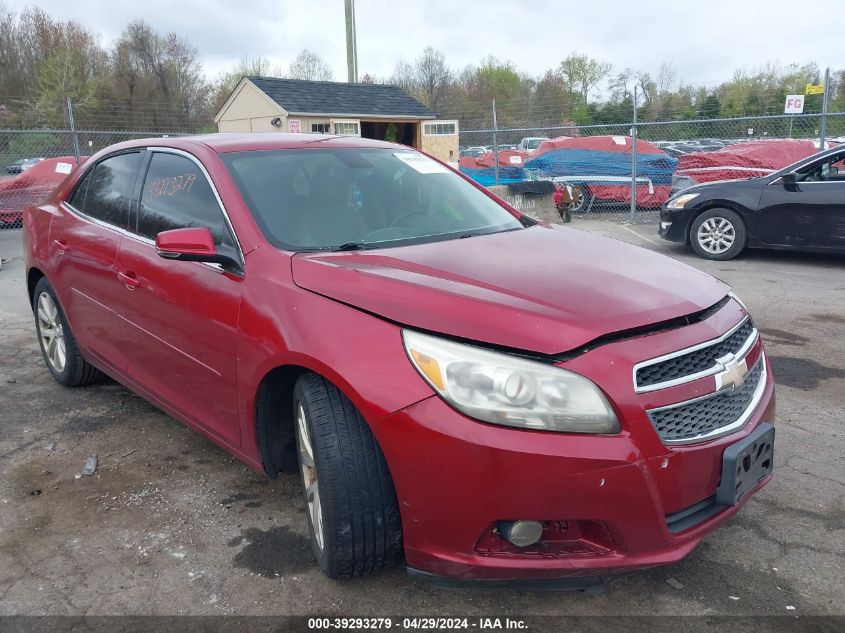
[497,520,543,547]
[660,221,672,230]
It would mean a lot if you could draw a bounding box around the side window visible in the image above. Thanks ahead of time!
[798,152,845,182]
[75,152,141,227]
[137,152,235,250]
[66,169,93,210]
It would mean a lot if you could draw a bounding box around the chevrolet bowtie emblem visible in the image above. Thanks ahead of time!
[715,354,749,391]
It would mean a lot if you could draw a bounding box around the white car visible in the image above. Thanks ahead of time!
[517,137,548,153]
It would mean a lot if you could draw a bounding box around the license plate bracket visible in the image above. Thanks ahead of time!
[716,422,775,506]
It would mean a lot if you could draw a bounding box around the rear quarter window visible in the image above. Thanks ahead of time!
[73,152,142,228]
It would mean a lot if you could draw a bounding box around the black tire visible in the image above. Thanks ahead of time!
[32,277,102,387]
[689,208,747,261]
[293,373,403,579]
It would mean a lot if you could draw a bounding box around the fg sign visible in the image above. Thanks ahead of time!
[784,95,805,114]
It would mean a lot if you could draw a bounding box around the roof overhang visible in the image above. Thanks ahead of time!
[286,112,438,121]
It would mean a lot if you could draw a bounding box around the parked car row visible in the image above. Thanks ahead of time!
[6,157,45,174]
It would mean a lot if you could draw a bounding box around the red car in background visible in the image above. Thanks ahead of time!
[23,134,775,587]
[0,156,86,226]
[672,139,822,191]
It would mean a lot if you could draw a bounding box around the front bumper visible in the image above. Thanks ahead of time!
[658,207,691,243]
[371,304,775,582]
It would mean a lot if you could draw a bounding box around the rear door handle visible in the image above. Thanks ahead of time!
[117,270,140,289]
[53,239,69,253]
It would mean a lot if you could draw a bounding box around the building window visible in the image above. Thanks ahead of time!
[333,121,360,136]
[311,123,330,134]
[423,122,457,136]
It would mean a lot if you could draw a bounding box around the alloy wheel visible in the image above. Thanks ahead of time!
[36,292,66,373]
[297,403,324,550]
[697,216,736,255]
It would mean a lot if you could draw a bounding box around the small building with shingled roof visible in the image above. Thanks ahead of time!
[214,76,458,163]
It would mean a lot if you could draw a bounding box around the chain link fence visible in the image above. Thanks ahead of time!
[2,93,844,232]
[458,110,845,224]
[0,96,197,230]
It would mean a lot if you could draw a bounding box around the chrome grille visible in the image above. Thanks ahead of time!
[635,318,755,391]
[647,357,764,444]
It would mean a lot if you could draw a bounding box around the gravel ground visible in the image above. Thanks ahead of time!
[0,222,843,626]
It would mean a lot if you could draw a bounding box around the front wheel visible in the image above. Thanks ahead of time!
[690,208,747,260]
[293,373,403,579]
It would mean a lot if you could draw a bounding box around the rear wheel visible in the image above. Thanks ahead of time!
[690,208,747,260]
[33,277,102,386]
[293,373,403,579]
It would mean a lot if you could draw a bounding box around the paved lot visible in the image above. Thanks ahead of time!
[0,221,843,622]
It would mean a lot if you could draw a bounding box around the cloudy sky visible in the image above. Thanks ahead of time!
[6,0,840,87]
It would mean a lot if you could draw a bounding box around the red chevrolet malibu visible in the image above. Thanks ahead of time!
[22,134,775,588]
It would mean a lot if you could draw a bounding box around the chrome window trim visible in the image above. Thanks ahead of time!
[647,354,768,446]
[60,200,227,275]
[142,147,245,266]
[769,177,845,186]
[632,315,756,393]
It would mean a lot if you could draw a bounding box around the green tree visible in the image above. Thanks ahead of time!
[557,53,612,104]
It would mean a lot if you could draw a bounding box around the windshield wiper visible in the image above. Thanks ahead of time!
[460,227,524,239]
[333,242,376,251]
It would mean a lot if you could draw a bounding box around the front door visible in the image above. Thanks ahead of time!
[48,151,143,371]
[116,150,244,445]
[757,150,845,250]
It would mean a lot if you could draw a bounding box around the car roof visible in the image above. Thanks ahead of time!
[104,133,403,155]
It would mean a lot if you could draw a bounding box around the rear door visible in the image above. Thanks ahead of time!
[757,149,845,250]
[115,149,244,445]
[48,151,143,371]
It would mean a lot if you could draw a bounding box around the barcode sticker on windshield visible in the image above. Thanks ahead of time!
[393,152,449,174]
[55,162,73,174]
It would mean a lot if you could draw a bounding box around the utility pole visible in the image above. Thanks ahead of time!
[344,0,358,83]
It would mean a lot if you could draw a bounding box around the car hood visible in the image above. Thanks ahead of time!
[291,225,729,355]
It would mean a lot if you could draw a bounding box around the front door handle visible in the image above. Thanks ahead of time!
[53,239,69,253]
[117,270,140,289]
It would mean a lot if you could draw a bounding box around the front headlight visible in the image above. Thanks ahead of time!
[402,330,620,434]
[666,193,700,209]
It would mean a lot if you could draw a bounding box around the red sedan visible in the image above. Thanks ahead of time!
[0,156,85,226]
[22,134,775,588]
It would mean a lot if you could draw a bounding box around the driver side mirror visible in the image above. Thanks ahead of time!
[781,172,799,192]
[155,227,242,272]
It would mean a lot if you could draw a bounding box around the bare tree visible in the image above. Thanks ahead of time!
[608,67,635,103]
[413,47,452,110]
[657,62,677,96]
[288,49,333,81]
[388,60,416,94]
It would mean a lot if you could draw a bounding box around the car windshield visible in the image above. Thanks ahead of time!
[526,139,544,149]
[222,148,525,251]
